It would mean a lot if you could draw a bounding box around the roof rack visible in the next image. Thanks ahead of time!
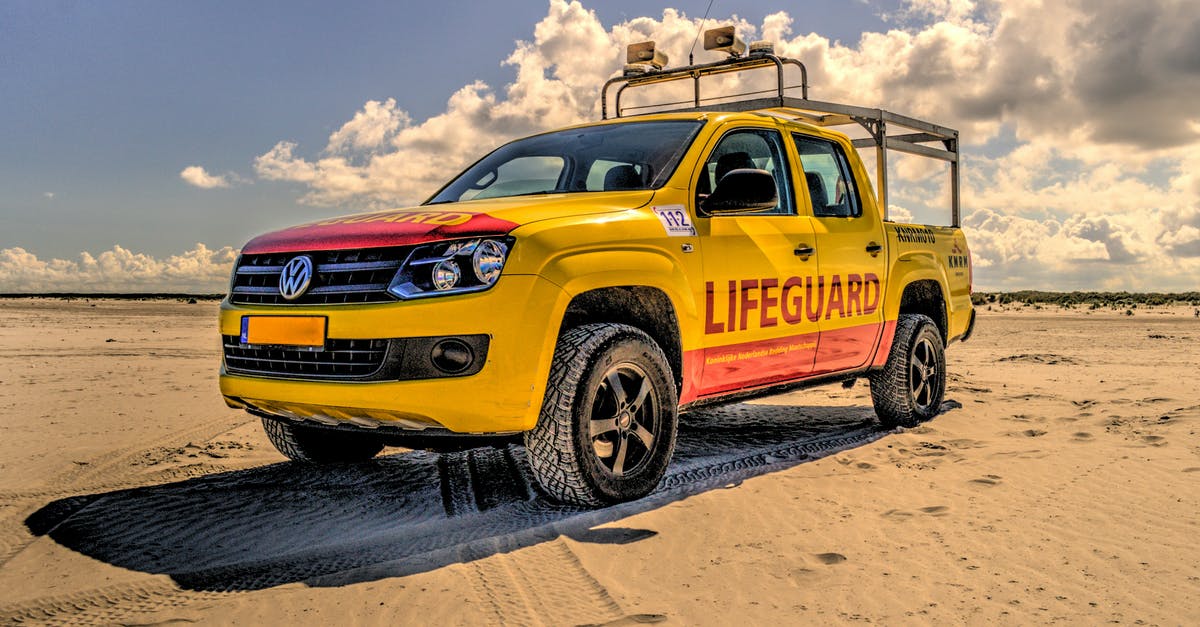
[601,51,961,227]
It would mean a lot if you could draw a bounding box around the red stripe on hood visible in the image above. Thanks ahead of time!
[241,210,521,254]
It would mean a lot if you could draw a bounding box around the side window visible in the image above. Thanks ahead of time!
[792,135,861,218]
[697,129,793,215]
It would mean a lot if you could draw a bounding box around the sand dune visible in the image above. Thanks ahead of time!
[0,298,1196,624]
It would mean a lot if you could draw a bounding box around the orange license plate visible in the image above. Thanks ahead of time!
[240,316,326,348]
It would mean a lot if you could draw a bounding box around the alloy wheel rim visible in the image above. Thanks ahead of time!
[588,363,657,477]
[909,337,940,411]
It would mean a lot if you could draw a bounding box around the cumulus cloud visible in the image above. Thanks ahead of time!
[0,244,238,293]
[180,165,232,189]
[251,0,1199,291]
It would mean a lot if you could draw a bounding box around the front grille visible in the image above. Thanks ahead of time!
[223,336,391,380]
[230,247,410,305]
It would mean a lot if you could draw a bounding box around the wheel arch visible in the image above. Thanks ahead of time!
[560,285,685,395]
[897,280,949,343]
[883,254,951,344]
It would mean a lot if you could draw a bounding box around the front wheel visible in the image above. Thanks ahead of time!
[524,323,678,506]
[868,313,946,428]
[261,417,385,463]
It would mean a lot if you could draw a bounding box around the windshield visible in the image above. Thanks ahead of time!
[427,120,704,204]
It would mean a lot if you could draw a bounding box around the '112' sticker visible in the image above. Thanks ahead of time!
[652,205,696,237]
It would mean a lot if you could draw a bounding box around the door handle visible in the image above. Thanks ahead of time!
[866,241,883,256]
[794,244,814,260]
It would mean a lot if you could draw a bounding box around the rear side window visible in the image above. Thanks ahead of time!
[792,135,861,218]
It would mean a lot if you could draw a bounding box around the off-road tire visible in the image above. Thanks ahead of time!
[261,417,385,463]
[524,323,678,506]
[869,313,946,428]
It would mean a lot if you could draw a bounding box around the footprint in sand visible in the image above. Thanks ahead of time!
[970,475,1003,487]
[1020,429,1047,438]
[1182,467,1200,473]
[912,442,950,456]
[881,509,914,520]
[814,552,847,565]
[1142,435,1166,447]
[855,462,876,470]
[919,505,950,516]
[1071,432,1094,442]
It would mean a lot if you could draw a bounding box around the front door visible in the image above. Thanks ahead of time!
[693,125,821,397]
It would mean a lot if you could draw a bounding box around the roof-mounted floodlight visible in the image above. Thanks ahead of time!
[703,26,746,58]
[626,41,668,71]
[748,40,775,57]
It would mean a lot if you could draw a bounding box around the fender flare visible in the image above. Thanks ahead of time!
[881,252,951,323]
[869,253,951,367]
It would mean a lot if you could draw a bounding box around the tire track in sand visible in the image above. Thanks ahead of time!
[0,581,228,626]
[7,406,885,624]
[467,539,624,626]
[22,418,883,592]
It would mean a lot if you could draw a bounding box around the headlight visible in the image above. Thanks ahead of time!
[472,239,506,285]
[388,237,512,300]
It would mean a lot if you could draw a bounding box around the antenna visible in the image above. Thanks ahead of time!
[688,0,716,65]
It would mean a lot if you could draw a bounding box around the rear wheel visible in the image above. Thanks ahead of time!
[525,323,678,506]
[261,417,385,463]
[868,314,945,428]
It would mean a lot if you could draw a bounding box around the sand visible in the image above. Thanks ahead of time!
[0,298,1196,625]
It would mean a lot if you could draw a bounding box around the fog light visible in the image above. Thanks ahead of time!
[430,339,474,374]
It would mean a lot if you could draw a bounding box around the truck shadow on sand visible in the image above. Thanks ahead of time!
[25,401,947,592]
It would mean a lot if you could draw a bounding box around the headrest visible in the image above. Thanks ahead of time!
[805,171,828,212]
[715,152,755,184]
[603,165,642,190]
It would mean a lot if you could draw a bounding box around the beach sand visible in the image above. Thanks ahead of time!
[0,298,1196,624]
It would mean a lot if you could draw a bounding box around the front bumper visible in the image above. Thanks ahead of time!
[219,274,568,433]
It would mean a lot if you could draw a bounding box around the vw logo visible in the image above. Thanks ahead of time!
[279,255,314,300]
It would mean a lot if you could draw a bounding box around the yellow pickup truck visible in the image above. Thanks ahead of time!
[219,33,975,506]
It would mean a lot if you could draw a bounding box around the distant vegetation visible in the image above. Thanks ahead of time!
[971,291,1200,309]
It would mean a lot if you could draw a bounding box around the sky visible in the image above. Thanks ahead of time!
[1,0,1198,293]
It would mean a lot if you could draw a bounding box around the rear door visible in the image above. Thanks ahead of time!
[792,133,887,374]
[692,124,821,397]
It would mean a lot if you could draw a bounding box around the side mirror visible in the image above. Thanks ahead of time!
[701,169,779,215]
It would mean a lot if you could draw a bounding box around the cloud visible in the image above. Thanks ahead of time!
[0,244,238,293]
[325,98,411,155]
[180,165,232,189]
[43,192,54,199]
[249,0,1200,291]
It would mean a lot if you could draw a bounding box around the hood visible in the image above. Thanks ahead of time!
[241,191,655,254]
